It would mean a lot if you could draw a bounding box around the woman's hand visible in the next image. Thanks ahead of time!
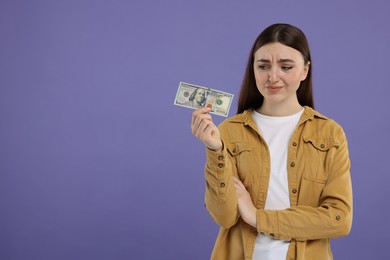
[191,108,223,151]
[233,176,257,228]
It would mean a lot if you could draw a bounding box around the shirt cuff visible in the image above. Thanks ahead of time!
[257,209,279,239]
[205,141,227,173]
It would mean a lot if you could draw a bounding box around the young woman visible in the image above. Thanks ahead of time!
[191,23,352,260]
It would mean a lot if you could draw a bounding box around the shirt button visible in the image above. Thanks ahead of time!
[233,148,237,153]
[320,144,325,148]
[292,142,297,147]
[218,163,224,168]
[290,162,295,167]
[220,182,225,187]
[218,155,224,161]
[292,188,297,194]
[336,215,341,221]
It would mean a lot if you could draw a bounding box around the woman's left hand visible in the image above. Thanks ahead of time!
[233,176,257,228]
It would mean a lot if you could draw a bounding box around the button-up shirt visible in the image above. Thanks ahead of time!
[204,107,353,260]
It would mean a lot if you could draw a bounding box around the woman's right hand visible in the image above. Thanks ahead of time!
[191,108,223,152]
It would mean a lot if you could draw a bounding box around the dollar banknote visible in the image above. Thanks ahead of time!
[174,82,234,117]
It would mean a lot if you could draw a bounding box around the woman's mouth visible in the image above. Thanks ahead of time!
[267,86,283,93]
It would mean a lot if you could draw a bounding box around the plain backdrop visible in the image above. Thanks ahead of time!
[1,0,389,259]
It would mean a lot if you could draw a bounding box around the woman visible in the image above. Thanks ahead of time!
[191,23,352,260]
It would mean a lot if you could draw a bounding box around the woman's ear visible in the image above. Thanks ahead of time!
[301,61,310,81]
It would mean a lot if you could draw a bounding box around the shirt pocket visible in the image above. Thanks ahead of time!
[302,136,340,183]
[226,142,252,185]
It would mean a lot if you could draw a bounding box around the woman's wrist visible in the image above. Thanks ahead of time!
[208,140,223,152]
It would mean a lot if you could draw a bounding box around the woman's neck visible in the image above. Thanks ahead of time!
[257,101,303,117]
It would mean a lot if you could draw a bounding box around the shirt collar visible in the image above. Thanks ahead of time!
[229,106,328,126]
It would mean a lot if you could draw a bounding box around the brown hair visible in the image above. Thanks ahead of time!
[237,23,314,114]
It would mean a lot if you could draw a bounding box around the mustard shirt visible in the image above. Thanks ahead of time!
[204,107,353,260]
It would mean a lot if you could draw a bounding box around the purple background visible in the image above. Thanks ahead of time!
[1,0,389,259]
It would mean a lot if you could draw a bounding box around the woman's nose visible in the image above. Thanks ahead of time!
[268,68,279,83]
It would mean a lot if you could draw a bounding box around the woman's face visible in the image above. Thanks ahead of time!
[253,42,309,106]
[194,89,206,103]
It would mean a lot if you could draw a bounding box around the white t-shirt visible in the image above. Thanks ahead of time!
[251,108,304,260]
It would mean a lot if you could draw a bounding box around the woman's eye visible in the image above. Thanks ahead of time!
[258,65,270,70]
[282,66,293,71]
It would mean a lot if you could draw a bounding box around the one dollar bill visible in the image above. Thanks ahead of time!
[174,82,234,117]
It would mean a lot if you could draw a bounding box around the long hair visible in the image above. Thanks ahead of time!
[237,23,314,114]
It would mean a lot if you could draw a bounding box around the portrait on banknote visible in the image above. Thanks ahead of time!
[183,87,207,108]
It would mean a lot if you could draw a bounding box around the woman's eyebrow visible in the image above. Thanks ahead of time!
[255,59,270,63]
[255,58,295,63]
[278,58,295,63]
